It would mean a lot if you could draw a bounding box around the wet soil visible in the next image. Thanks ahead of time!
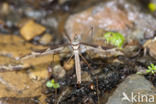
[44,48,156,104]
[0,0,156,104]
[45,52,154,104]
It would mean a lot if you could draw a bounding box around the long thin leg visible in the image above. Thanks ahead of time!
[66,54,74,64]
[79,53,94,70]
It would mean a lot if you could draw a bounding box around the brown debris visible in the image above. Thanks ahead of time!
[143,38,156,59]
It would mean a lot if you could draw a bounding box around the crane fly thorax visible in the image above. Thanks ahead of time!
[71,40,80,53]
[72,43,80,50]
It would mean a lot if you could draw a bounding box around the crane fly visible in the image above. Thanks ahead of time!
[60,31,117,84]
[0,28,120,84]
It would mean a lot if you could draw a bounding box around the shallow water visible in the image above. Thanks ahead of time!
[0,0,155,104]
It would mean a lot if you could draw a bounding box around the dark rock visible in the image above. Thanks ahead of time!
[106,74,156,104]
[65,0,156,44]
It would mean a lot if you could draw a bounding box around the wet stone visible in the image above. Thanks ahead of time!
[119,0,156,40]
[24,8,47,20]
[0,34,46,58]
[65,2,132,44]
[0,35,60,104]
[41,17,58,29]
[1,0,156,104]
[0,71,44,99]
[20,20,46,41]
[22,54,60,69]
[106,74,156,104]
[65,0,156,44]
[0,34,55,70]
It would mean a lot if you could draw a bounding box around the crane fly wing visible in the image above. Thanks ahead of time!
[80,42,114,50]
[80,42,123,56]
[88,26,94,42]
[20,43,70,60]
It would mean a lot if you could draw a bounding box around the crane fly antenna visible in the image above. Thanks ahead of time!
[90,26,94,36]
[90,26,94,42]
[88,26,94,42]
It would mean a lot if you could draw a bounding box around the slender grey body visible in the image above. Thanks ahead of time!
[71,39,81,84]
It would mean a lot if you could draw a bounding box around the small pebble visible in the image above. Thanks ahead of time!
[20,20,46,41]
[63,59,74,71]
[53,65,66,79]
[90,83,95,90]
[28,67,49,80]
[1,2,10,15]
[39,33,53,45]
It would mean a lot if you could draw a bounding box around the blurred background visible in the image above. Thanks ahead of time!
[0,0,156,104]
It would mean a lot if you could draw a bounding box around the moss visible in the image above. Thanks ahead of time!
[103,32,125,48]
